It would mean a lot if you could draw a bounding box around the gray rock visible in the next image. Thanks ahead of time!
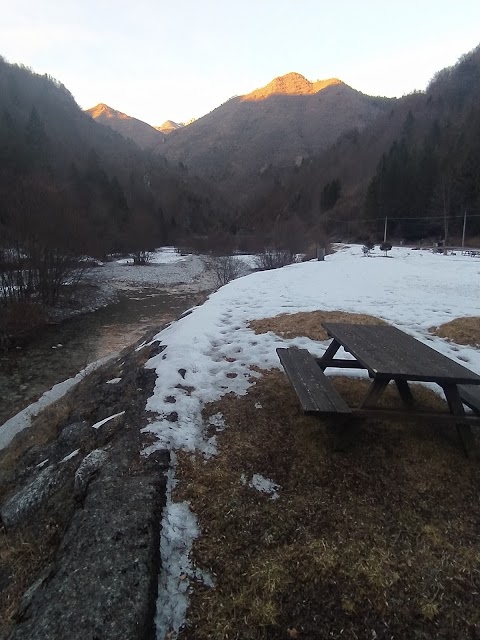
[73,448,109,498]
[1,466,62,528]
[9,454,166,640]
[58,421,92,449]
[93,414,126,447]
[15,568,52,619]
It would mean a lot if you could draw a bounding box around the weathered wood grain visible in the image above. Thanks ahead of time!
[277,347,352,415]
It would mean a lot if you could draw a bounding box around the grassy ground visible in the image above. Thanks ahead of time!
[175,311,480,640]
[430,316,480,347]
[249,310,386,342]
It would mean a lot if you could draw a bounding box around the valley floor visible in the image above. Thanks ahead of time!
[2,245,480,639]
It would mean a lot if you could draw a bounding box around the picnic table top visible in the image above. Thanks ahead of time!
[322,323,480,385]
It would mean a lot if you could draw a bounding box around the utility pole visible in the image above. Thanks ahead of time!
[383,216,388,243]
[462,210,467,249]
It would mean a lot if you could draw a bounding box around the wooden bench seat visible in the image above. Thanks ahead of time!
[459,385,480,415]
[277,347,352,415]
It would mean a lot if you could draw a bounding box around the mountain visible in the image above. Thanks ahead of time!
[155,73,393,198]
[86,103,163,149]
[241,44,480,243]
[156,120,184,134]
[0,56,229,263]
[242,72,342,99]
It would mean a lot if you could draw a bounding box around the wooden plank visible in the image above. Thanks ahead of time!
[439,384,478,459]
[315,358,365,370]
[395,380,414,407]
[322,323,480,384]
[277,348,318,413]
[277,347,351,415]
[359,378,390,408]
[317,338,341,367]
[459,384,480,415]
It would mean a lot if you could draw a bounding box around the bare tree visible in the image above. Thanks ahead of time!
[211,255,243,287]
[255,248,296,270]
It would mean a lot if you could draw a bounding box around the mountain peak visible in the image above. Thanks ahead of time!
[86,104,162,149]
[242,73,342,101]
[156,120,183,134]
[86,103,130,120]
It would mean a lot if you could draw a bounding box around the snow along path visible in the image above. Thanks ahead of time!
[143,244,480,639]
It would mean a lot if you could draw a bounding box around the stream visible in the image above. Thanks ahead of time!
[0,286,206,425]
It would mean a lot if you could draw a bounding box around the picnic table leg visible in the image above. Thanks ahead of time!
[317,339,341,370]
[359,378,390,408]
[395,380,414,407]
[442,384,479,459]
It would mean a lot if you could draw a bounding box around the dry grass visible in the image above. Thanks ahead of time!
[249,310,387,342]
[0,394,76,632]
[0,519,62,628]
[0,398,74,502]
[430,316,480,347]
[176,371,480,639]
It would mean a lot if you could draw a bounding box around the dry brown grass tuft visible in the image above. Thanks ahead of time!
[430,316,480,347]
[249,310,387,342]
[0,526,61,629]
[176,370,480,639]
[0,398,74,501]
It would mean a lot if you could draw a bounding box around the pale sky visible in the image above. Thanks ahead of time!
[1,0,479,127]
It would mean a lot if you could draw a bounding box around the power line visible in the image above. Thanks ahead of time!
[336,212,480,224]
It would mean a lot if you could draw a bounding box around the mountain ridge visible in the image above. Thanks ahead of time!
[85,103,162,149]
[154,73,393,198]
[242,72,343,100]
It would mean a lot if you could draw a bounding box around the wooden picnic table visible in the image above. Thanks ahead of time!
[277,323,480,457]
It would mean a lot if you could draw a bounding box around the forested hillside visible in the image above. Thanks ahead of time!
[0,56,228,262]
[366,45,480,241]
[155,73,392,201]
[242,45,480,244]
[85,103,163,150]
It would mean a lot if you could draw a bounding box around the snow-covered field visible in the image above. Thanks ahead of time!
[141,244,480,638]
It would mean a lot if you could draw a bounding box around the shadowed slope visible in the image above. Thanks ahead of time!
[86,103,163,149]
[155,73,392,196]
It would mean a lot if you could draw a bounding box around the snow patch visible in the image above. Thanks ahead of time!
[60,449,80,463]
[241,473,281,499]
[155,463,204,639]
[91,411,125,430]
[0,354,117,452]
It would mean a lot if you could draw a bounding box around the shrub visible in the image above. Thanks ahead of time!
[362,241,375,256]
[380,242,393,256]
[255,248,296,270]
[211,255,243,287]
[131,250,152,265]
[0,301,46,349]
